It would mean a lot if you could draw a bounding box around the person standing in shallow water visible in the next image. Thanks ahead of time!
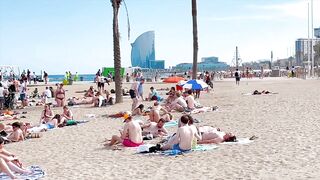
[234,69,240,85]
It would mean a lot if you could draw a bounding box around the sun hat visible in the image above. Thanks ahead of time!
[123,111,132,122]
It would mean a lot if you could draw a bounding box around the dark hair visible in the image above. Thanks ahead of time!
[171,87,175,91]
[0,136,4,144]
[137,104,144,110]
[12,122,21,128]
[225,135,237,142]
[158,118,165,123]
[53,114,61,124]
[150,87,154,90]
[186,115,194,125]
[180,115,189,124]
[187,89,193,95]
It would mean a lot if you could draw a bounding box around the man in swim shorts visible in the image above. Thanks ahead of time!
[106,112,143,147]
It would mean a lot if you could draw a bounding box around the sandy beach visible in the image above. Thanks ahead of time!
[4,77,320,179]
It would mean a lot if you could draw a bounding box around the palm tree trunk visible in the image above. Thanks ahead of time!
[192,0,198,79]
[112,0,123,103]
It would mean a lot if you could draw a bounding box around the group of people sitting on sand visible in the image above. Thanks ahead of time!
[103,112,238,152]
[0,104,78,144]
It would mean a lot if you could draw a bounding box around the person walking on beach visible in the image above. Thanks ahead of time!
[137,78,145,101]
[235,69,240,85]
[130,80,139,111]
[43,71,48,84]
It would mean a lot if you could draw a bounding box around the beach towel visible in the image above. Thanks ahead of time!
[137,144,218,156]
[0,165,45,180]
[85,114,96,118]
[189,106,217,114]
[164,120,178,128]
[221,138,254,145]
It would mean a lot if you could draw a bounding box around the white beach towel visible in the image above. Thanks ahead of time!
[221,138,254,145]
[85,114,96,118]
[0,165,45,180]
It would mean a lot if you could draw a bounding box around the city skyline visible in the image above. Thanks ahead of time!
[1,0,320,74]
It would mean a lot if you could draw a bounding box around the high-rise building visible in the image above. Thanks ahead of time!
[315,27,320,38]
[131,31,165,69]
[295,38,320,66]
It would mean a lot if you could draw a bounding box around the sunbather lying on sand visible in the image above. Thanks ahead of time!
[0,136,32,179]
[104,112,143,147]
[252,90,274,95]
[197,126,237,144]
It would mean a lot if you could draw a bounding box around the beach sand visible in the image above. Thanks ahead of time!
[4,77,320,179]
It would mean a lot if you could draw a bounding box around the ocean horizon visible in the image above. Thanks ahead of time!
[48,74,95,83]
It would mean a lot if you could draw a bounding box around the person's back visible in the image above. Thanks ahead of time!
[177,126,194,150]
[176,96,187,108]
[185,94,195,109]
[126,120,142,144]
[45,88,52,98]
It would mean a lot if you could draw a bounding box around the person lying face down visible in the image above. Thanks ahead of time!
[197,126,237,144]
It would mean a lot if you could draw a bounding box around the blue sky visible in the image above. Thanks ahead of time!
[0,0,319,74]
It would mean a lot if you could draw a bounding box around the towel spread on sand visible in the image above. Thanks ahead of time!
[85,114,96,118]
[164,121,178,128]
[0,165,45,180]
[189,106,217,114]
[137,144,218,155]
[161,144,219,156]
[221,138,254,145]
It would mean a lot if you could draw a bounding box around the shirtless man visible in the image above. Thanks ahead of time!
[166,92,187,112]
[197,126,236,144]
[161,115,201,151]
[106,112,143,147]
[129,80,140,111]
[141,118,168,137]
[185,90,195,110]
[7,122,24,142]
[149,102,171,122]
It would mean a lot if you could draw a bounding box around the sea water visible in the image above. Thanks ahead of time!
[48,74,96,83]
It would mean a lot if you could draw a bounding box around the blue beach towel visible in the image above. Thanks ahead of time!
[164,121,178,128]
[0,165,45,180]
[161,144,218,156]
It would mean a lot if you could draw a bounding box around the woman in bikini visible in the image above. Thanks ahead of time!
[39,104,54,124]
[61,105,73,122]
[55,83,65,107]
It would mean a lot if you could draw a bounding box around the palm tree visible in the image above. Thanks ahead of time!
[111,0,130,103]
[191,0,198,79]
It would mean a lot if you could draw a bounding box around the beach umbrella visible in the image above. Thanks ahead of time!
[182,79,208,90]
[177,80,187,86]
[163,76,185,83]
